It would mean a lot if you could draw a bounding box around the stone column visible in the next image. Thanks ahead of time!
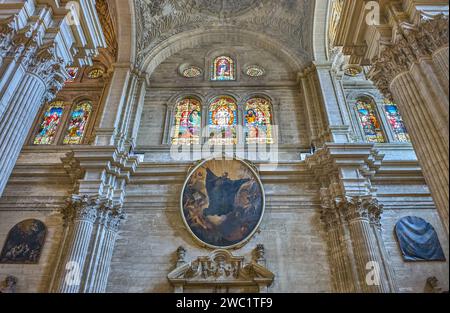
[0,0,106,197]
[389,73,449,233]
[0,36,66,195]
[369,204,399,293]
[339,197,390,293]
[369,14,449,233]
[57,196,98,293]
[321,207,356,293]
[83,207,124,293]
[432,46,449,85]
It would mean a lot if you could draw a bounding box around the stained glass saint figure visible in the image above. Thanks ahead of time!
[208,96,238,145]
[33,102,64,145]
[63,102,92,145]
[212,56,235,81]
[356,99,386,143]
[172,98,202,145]
[244,98,274,144]
[384,100,410,142]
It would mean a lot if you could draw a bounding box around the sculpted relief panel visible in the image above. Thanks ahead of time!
[134,0,314,66]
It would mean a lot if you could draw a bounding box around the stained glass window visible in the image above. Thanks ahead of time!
[244,98,274,144]
[33,102,64,145]
[245,65,265,77]
[356,99,386,143]
[63,102,93,145]
[88,68,104,79]
[182,66,202,78]
[384,100,410,142]
[66,67,79,83]
[208,96,238,145]
[212,56,235,81]
[172,98,202,145]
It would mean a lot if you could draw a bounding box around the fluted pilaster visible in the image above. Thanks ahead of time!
[57,196,98,293]
[55,196,126,293]
[321,208,356,292]
[83,207,125,293]
[339,197,390,293]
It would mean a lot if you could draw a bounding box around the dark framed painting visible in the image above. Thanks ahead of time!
[0,219,47,264]
[181,158,265,249]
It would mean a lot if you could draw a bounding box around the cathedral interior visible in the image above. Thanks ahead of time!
[0,0,448,293]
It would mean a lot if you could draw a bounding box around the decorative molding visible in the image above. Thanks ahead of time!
[168,247,274,292]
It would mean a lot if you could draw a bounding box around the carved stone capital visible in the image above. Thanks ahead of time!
[369,14,449,98]
[338,196,384,226]
[367,199,384,229]
[321,208,341,231]
[27,43,69,102]
[62,195,99,226]
[338,197,370,223]
[105,211,126,232]
[0,16,15,59]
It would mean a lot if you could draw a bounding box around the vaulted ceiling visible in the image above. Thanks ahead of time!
[134,0,315,67]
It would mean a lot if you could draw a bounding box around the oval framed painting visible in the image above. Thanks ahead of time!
[181,158,265,249]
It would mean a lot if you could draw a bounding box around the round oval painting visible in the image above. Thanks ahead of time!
[181,158,265,249]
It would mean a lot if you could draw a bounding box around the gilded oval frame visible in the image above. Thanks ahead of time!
[180,157,266,250]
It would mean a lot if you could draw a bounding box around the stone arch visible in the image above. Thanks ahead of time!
[312,0,332,62]
[139,27,309,81]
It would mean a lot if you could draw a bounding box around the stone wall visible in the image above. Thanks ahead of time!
[107,163,332,293]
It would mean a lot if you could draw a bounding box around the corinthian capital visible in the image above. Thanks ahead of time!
[61,195,99,225]
[321,208,341,231]
[27,43,69,102]
[105,212,126,233]
[95,198,126,232]
[369,14,449,98]
[0,16,15,57]
[367,199,384,229]
[338,197,370,222]
[338,196,384,226]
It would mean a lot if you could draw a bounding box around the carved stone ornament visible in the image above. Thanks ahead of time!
[61,195,126,231]
[337,196,383,224]
[168,248,274,293]
[134,0,314,66]
[369,14,449,98]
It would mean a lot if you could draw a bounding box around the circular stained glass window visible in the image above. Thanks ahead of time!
[245,65,265,77]
[182,66,203,78]
[88,68,104,79]
[344,66,362,77]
